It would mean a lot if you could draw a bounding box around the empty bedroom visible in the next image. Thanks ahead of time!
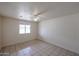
[0,2,79,56]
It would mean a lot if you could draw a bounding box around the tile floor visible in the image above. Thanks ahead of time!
[0,39,79,56]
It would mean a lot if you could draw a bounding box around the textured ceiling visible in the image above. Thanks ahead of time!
[0,2,79,22]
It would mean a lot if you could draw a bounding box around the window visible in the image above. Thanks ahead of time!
[19,24,31,34]
[25,25,30,33]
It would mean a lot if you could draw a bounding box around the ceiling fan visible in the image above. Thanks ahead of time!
[32,9,48,21]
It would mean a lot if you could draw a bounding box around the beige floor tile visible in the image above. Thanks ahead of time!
[1,39,79,56]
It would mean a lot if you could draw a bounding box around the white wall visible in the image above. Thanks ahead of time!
[39,13,79,54]
[0,16,2,49]
[2,17,38,47]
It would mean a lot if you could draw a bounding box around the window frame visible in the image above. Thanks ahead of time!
[19,24,31,34]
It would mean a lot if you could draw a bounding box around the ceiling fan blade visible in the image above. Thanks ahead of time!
[34,10,48,17]
[32,7,38,16]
